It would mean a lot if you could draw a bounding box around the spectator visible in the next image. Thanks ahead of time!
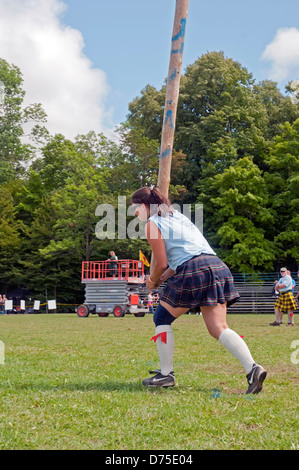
[1,295,7,315]
[286,270,296,293]
[108,251,118,277]
[270,268,297,326]
[286,270,296,326]
[147,292,154,314]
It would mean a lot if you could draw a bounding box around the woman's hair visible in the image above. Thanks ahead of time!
[131,186,171,217]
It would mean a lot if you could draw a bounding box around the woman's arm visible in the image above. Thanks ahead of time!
[145,221,168,288]
[159,267,176,283]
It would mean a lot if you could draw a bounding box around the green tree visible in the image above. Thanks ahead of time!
[0,185,23,291]
[104,125,160,192]
[202,157,276,272]
[127,84,165,141]
[20,196,61,300]
[264,119,299,268]
[255,80,299,141]
[126,52,299,202]
[0,58,47,183]
[19,133,116,301]
[13,169,45,225]
[175,52,270,197]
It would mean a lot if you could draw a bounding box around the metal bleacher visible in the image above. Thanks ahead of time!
[227,273,299,314]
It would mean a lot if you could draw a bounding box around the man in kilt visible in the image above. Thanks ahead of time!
[131,186,267,394]
[270,267,297,326]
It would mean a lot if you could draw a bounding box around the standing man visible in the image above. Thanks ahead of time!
[270,267,297,326]
[108,251,118,278]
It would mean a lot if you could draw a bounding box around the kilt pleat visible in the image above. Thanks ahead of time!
[160,254,240,309]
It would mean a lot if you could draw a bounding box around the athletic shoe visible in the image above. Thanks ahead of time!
[246,363,267,394]
[142,371,175,387]
[269,321,280,326]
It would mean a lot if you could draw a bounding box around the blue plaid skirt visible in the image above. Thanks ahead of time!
[160,254,240,309]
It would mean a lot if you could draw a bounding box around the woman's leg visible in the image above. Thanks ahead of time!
[145,301,266,393]
[158,301,256,375]
[201,303,255,375]
[142,302,188,386]
[200,302,228,339]
[159,301,189,318]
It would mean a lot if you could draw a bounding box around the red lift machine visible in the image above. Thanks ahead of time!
[77,260,148,318]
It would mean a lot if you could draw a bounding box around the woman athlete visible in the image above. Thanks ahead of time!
[131,186,267,394]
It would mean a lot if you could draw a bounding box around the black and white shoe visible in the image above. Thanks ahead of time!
[246,363,267,394]
[142,370,175,388]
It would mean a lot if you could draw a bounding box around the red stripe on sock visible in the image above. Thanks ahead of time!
[150,332,167,344]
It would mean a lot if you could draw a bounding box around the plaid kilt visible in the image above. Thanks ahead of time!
[160,254,240,309]
[275,291,297,312]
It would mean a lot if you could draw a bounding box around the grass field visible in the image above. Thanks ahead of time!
[0,313,298,450]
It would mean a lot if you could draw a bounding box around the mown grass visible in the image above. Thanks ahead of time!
[0,313,298,450]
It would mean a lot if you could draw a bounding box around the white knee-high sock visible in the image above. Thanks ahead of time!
[155,325,174,376]
[218,328,255,374]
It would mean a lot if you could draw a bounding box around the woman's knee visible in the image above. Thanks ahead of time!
[153,304,176,327]
[201,304,228,340]
[206,323,228,340]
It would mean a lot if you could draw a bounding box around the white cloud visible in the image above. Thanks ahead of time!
[0,0,114,140]
[261,27,299,82]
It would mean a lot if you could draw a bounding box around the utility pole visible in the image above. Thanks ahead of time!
[158,0,189,198]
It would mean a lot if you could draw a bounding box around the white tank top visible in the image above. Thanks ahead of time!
[148,210,216,270]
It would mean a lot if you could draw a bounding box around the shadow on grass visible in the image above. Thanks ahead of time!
[3,381,251,398]
[62,381,146,392]
[8,381,146,393]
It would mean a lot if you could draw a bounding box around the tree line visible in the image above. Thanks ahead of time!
[0,51,298,305]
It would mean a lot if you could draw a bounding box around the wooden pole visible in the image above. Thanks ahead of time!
[158,0,189,198]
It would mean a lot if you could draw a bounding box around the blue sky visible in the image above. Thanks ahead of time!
[1,0,299,139]
[61,0,299,126]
